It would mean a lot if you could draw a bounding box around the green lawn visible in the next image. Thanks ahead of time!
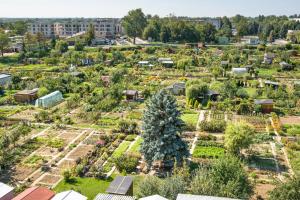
[181,113,199,127]
[54,177,113,200]
[128,137,143,153]
[111,141,131,158]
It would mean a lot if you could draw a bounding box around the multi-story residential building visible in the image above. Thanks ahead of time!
[27,18,123,39]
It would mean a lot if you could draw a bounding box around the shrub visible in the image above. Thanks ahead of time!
[125,134,136,141]
[113,152,140,173]
[199,120,226,132]
[63,169,72,182]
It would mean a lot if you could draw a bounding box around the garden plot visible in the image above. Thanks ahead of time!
[9,107,40,121]
[280,116,300,125]
[67,145,94,160]
[233,115,267,132]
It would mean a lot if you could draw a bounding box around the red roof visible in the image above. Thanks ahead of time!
[13,187,55,200]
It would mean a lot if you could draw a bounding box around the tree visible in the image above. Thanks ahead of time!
[122,9,147,44]
[55,40,68,54]
[0,33,10,56]
[269,176,300,200]
[224,122,255,155]
[141,89,189,168]
[74,41,84,51]
[191,155,253,199]
[85,24,95,46]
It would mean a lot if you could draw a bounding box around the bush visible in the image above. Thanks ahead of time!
[199,120,226,132]
[113,153,140,173]
[117,120,139,134]
[63,169,72,182]
[125,134,136,141]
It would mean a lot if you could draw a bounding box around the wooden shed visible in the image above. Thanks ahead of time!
[14,88,39,103]
[254,99,274,113]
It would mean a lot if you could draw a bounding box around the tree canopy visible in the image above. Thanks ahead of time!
[141,89,189,168]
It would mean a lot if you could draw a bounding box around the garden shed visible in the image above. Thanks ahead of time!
[35,91,63,108]
[140,195,168,200]
[14,88,39,103]
[166,82,186,96]
[94,194,134,200]
[0,74,12,87]
[254,99,274,113]
[106,176,133,196]
[12,186,55,200]
[232,68,247,75]
[123,90,139,101]
[52,190,87,200]
[138,61,150,67]
[280,61,293,70]
[264,80,280,89]
[0,182,14,200]
[177,194,239,200]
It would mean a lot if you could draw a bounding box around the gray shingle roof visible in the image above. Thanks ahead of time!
[106,176,133,195]
[94,194,134,200]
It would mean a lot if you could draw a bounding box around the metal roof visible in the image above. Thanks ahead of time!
[0,182,13,198]
[0,74,11,79]
[254,99,273,105]
[177,194,239,200]
[52,190,87,200]
[140,195,168,200]
[106,176,133,195]
[94,194,134,200]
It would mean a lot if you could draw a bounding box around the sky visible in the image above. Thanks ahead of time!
[0,0,300,18]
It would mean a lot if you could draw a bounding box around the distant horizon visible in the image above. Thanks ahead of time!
[0,0,299,18]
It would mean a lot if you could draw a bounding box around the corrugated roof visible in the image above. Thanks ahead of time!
[94,194,134,200]
[106,176,133,195]
[140,195,168,200]
[15,88,38,95]
[13,186,55,200]
[177,194,239,200]
[0,74,11,79]
[52,190,87,200]
[0,182,14,198]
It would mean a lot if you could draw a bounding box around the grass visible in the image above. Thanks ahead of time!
[181,113,199,127]
[193,146,225,159]
[128,137,143,153]
[111,140,131,158]
[54,177,113,200]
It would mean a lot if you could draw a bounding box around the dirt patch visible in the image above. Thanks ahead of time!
[57,159,76,170]
[35,147,57,157]
[67,145,94,160]
[9,108,40,121]
[280,116,300,125]
[38,174,62,185]
[253,183,275,199]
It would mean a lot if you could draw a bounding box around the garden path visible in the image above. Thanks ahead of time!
[269,118,294,176]
[196,110,206,130]
[270,142,284,181]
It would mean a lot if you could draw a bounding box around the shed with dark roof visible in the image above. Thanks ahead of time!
[106,176,133,196]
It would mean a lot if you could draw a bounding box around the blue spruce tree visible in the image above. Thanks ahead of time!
[141,89,189,168]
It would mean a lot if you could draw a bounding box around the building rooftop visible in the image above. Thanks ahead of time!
[12,186,55,200]
[0,74,11,79]
[106,176,133,195]
[94,194,134,200]
[15,88,39,95]
[52,190,87,200]
[254,99,274,105]
[0,182,14,198]
[140,195,168,200]
[177,194,239,200]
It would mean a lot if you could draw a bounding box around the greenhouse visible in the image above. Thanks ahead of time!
[35,90,63,108]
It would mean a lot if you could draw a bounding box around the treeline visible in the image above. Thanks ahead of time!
[122,9,300,44]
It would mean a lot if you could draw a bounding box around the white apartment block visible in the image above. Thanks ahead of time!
[28,18,123,38]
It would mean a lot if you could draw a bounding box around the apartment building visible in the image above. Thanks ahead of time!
[28,18,123,39]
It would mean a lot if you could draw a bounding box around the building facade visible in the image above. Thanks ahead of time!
[27,18,123,39]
